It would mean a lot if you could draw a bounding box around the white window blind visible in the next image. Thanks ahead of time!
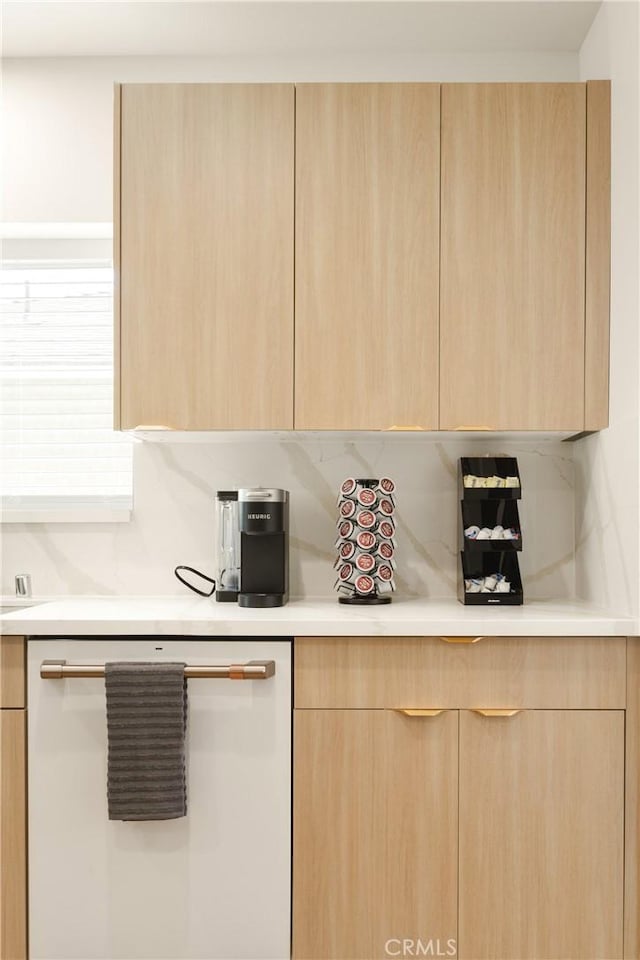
[0,260,133,513]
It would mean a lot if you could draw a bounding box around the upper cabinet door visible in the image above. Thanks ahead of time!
[116,84,294,430]
[295,84,440,430]
[440,84,587,431]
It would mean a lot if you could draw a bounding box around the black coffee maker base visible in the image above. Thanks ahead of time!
[238,593,286,608]
[339,595,392,605]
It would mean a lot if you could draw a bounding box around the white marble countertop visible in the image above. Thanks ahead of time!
[0,596,635,637]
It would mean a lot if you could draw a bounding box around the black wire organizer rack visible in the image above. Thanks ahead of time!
[458,456,523,606]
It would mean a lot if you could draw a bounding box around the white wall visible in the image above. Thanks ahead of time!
[2,51,579,222]
[1,48,585,600]
[574,0,640,615]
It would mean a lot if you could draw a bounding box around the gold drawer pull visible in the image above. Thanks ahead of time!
[439,636,486,644]
[386,425,427,431]
[393,708,446,717]
[472,708,521,717]
[453,425,493,431]
[132,424,176,431]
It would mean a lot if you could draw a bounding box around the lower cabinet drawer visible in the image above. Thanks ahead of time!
[294,635,626,709]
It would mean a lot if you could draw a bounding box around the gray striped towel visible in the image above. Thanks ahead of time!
[105,662,187,821]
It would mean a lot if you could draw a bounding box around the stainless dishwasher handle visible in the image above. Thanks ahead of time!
[40,660,276,680]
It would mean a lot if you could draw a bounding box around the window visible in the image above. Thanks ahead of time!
[0,258,133,519]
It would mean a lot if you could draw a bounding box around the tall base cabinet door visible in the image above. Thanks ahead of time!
[295,84,440,430]
[0,710,27,960]
[459,710,624,960]
[293,709,458,960]
[117,84,294,430]
[440,84,587,431]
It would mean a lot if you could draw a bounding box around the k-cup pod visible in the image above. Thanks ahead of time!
[502,528,518,540]
[496,580,512,593]
[378,519,396,540]
[377,477,396,495]
[357,487,377,508]
[376,563,394,582]
[340,478,358,497]
[506,476,520,488]
[490,525,504,540]
[336,583,354,598]
[338,540,356,561]
[337,519,355,541]
[476,527,492,540]
[337,562,357,585]
[464,525,480,539]
[483,574,498,591]
[378,497,394,517]
[355,552,376,573]
[356,530,377,550]
[356,509,376,530]
[376,540,394,561]
[465,578,482,594]
[340,499,357,519]
[354,574,375,595]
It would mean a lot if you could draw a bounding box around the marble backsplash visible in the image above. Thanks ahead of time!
[0,436,575,600]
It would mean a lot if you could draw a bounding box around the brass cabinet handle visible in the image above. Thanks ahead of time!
[392,708,446,717]
[385,425,428,431]
[438,636,486,644]
[132,424,176,431]
[472,708,521,717]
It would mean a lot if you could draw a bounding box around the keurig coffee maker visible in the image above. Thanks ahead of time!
[238,488,289,608]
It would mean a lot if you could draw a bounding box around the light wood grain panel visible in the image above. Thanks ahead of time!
[440,83,586,431]
[113,84,122,430]
[0,711,27,960]
[626,638,640,958]
[293,709,458,959]
[294,635,626,709]
[459,710,624,960]
[0,639,24,710]
[585,80,611,431]
[295,83,440,430]
[119,83,294,430]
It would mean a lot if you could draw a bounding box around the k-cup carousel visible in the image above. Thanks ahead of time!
[334,477,397,604]
[458,456,523,605]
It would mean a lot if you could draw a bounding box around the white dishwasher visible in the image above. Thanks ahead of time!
[27,637,292,960]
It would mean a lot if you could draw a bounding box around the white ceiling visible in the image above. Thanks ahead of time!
[1,1,602,58]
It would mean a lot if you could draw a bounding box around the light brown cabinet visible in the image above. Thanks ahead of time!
[115,81,610,434]
[294,83,440,430]
[293,708,458,960]
[439,81,610,432]
[626,638,640,959]
[0,635,27,960]
[115,83,295,430]
[440,82,586,431]
[293,637,626,960]
[459,709,624,960]
[0,636,24,709]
